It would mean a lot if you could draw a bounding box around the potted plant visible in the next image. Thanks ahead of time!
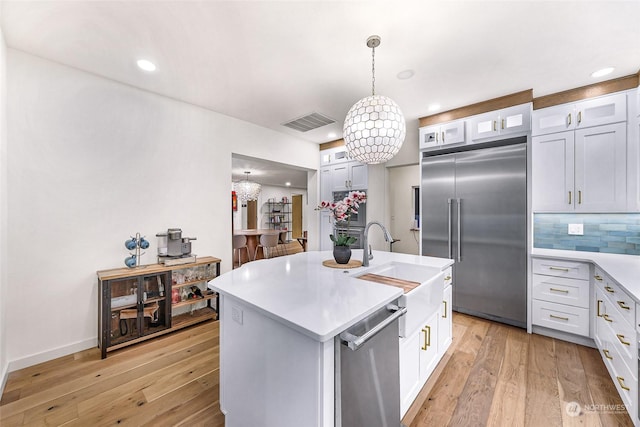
[317,191,367,264]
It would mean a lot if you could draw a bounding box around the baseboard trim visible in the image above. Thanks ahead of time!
[532,325,596,348]
[7,337,97,373]
[0,362,8,398]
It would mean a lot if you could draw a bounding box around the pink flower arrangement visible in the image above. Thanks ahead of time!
[317,191,367,246]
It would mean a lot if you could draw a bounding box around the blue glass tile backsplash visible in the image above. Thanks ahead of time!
[534,213,640,255]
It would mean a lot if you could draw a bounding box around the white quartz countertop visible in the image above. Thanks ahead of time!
[532,248,640,301]
[208,250,453,342]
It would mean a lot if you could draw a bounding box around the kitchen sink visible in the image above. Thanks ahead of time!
[356,262,445,337]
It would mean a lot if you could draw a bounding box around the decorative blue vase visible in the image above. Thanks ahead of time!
[333,245,352,264]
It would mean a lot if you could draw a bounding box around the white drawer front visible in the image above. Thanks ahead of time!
[601,307,637,364]
[594,268,636,329]
[532,274,589,308]
[601,336,638,418]
[532,299,590,336]
[532,258,590,280]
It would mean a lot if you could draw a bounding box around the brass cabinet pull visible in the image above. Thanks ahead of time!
[603,314,613,322]
[421,326,431,350]
[567,113,572,125]
[594,275,603,281]
[603,349,613,360]
[616,334,630,346]
[578,190,582,204]
[436,132,439,143]
[442,131,445,142]
[549,287,569,294]
[617,376,630,391]
[444,275,452,281]
[501,119,505,129]
[549,266,570,272]
[493,120,497,132]
[596,300,602,317]
[605,286,615,293]
[617,301,631,310]
[577,111,582,124]
[568,191,572,204]
[550,314,569,321]
[442,300,447,318]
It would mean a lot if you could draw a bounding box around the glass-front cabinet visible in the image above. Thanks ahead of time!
[98,256,221,358]
[100,271,171,358]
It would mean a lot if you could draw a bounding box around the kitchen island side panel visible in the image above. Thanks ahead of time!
[219,294,334,427]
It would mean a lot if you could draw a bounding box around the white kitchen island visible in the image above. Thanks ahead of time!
[208,250,453,427]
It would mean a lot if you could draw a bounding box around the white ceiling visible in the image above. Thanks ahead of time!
[2,1,640,186]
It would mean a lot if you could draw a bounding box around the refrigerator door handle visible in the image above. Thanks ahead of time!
[447,198,453,259]
[456,198,462,262]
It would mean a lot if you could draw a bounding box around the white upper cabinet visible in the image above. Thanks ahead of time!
[419,120,466,150]
[532,92,627,136]
[469,103,531,141]
[574,122,627,211]
[532,131,575,211]
[532,122,627,212]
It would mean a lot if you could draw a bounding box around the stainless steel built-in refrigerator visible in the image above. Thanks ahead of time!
[421,140,527,328]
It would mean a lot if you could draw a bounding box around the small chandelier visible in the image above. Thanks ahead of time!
[343,35,406,165]
[234,171,261,202]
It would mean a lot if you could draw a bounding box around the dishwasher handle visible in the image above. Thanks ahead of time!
[339,305,407,351]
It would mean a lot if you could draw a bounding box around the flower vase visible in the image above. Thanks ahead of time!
[333,245,352,264]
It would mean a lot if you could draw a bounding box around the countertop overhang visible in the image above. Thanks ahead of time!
[209,250,453,342]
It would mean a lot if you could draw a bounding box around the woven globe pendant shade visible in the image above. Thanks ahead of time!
[343,35,406,165]
[343,94,406,164]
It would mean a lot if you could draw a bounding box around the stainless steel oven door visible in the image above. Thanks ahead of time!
[334,227,364,250]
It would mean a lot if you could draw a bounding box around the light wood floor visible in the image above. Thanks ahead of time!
[0,313,633,426]
[403,313,633,427]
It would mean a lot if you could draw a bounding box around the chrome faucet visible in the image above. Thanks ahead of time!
[362,221,393,267]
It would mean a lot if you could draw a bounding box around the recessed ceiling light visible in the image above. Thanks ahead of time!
[397,69,414,80]
[591,67,614,78]
[428,104,441,112]
[137,59,156,72]
[328,132,337,139]
[285,182,291,187]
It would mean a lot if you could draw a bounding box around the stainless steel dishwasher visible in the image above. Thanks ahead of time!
[335,301,407,427]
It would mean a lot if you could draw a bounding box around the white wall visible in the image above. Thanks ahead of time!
[5,50,319,370]
[385,121,419,168]
[0,15,8,392]
[388,164,420,255]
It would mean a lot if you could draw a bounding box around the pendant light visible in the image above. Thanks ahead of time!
[343,35,406,165]
[234,171,261,202]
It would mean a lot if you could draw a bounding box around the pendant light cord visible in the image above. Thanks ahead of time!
[371,45,376,96]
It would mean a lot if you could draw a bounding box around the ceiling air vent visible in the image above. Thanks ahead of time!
[282,112,335,132]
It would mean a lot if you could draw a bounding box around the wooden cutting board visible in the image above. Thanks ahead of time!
[357,273,420,293]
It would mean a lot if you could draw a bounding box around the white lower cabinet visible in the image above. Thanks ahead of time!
[531,257,590,337]
[594,283,638,423]
[399,269,453,417]
[438,284,453,352]
[399,311,438,416]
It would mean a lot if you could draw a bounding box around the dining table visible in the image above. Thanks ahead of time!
[233,229,282,264]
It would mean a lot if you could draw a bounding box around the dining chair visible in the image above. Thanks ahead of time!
[255,233,280,259]
[233,234,251,267]
[278,231,289,255]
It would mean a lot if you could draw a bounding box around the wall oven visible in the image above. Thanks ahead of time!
[334,226,364,250]
[333,190,366,228]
